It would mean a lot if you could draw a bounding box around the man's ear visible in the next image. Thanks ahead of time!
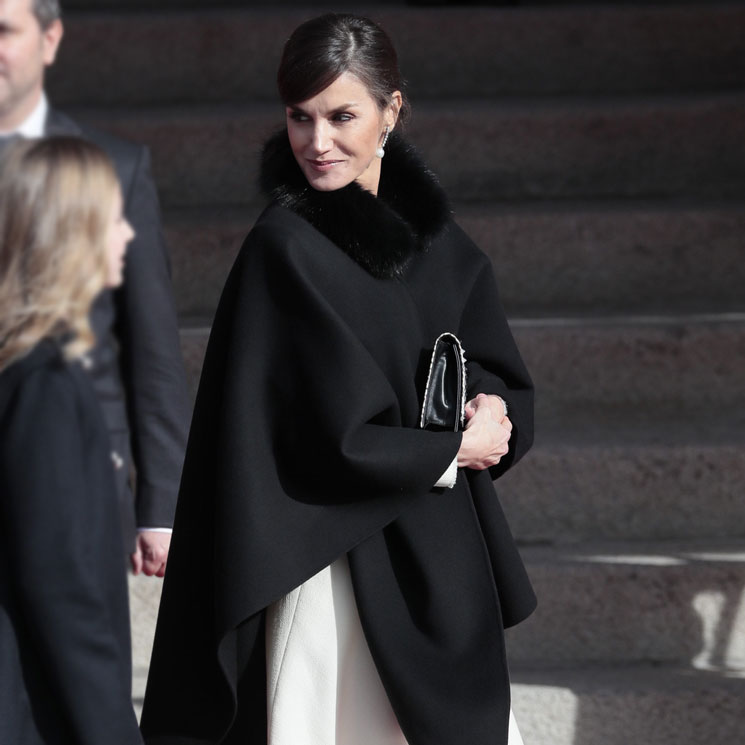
[42,19,64,67]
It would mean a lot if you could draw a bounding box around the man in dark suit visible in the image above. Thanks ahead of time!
[0,0,190,576]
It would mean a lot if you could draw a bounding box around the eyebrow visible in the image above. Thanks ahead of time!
[288,102,361,116]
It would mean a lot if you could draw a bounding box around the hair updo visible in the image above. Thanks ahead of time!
[277,13,410,125]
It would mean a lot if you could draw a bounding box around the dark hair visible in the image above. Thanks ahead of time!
[277,14,410,125]
[32,0,61,29]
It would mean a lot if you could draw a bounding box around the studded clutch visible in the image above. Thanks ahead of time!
[419,332,467,432]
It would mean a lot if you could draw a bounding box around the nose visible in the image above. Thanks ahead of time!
[311,121,332,154]
[125,219,136,243]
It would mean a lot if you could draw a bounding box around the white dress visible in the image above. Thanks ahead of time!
[265,555,525,745]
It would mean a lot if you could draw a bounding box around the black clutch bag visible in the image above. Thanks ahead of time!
[419,332,467,432]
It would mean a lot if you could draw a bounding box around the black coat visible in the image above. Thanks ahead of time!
[45,109,190,547]
[0,340,142,745]
[141,133,536,745]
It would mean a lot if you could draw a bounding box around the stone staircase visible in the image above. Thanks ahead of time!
[51,2,745,742]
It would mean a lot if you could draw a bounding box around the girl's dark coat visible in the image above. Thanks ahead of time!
[141,133,536,745]
[0,341,141,745]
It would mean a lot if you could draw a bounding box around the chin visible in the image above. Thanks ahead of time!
[302,168,354,193]
[309,180,346,192]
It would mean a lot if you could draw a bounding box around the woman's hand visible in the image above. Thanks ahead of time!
[465,392,508,425]
[457,393,512,470]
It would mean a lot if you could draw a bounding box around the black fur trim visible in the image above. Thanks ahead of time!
[260,130,451,279]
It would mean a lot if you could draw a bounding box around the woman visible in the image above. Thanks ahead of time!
[0,137,141,745]
[142,13,535,745]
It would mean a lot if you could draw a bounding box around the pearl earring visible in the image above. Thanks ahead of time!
[376,127,390,158]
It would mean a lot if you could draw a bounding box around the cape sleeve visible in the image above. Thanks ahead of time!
[457,258,534,479]
[247,219,463,494]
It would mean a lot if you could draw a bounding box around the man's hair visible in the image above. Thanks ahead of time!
[32,0,61,29]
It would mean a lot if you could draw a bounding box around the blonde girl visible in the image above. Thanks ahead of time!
[0,136,142,745]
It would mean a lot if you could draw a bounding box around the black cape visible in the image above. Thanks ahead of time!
[141,133,536,745]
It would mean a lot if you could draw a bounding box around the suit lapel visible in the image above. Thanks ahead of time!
[0,133,22,156]
[44,108,83,137]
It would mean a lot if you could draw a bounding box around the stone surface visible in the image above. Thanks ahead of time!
[456,200,745,316]
[510,316,745,411]
[49,6,745,104]
[165,207,251,320]
[408,94,745,202]
[506,541,745,667]
[128,573,163,715]
[178,316,745,410]
[164,201,745,318]
[510,667,745,745]
[70,92,745,206]
[499,427,745,544]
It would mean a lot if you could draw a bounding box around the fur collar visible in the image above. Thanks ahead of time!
[260,130,451,279]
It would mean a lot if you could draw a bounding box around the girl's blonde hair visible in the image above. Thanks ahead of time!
[0,136,120,371]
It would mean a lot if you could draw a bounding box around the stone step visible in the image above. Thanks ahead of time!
[165,206,249,321]
[458,200,745,317]
[70,92,745,206]
[498,404,745,544]
[179,315,745,408]
[164,200,745,319]
[129,547,745,726]
[48,5,745,105]
[509,665,745,745]
[506,541,745,667]
[67,0,384,7]
[510,314,745,412]
[178,317,745,542]
[129,573,161,717]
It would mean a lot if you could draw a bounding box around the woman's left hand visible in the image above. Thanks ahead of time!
[457,394,513,470]
[465,393,510,427]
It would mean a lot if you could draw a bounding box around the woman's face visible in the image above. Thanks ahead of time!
[286,71,400,195]
[105,188,134,287]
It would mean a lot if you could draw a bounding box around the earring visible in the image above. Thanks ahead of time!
[376,127,390,158]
